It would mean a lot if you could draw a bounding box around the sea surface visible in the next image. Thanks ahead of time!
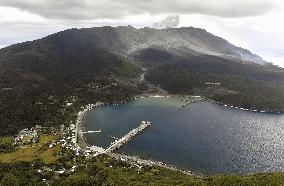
[83,97,284,175]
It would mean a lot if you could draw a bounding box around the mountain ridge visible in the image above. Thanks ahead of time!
[0,26,268,65]
[76,26,268,65]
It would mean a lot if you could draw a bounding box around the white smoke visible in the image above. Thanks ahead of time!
[152,15,180,29]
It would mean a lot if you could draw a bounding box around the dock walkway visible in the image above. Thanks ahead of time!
[104,121,151,153]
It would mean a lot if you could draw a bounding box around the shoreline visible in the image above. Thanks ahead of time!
[74,94,283,177]
[136,93,283,114]
[75,101,199,176]
[177,95,283,114]
[75,103,103,149]
[108,152,199,176]
[202,99,283,115]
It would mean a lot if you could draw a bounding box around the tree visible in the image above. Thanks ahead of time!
[0,173,20,186]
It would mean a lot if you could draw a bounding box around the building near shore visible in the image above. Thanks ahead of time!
[14,128,39,146]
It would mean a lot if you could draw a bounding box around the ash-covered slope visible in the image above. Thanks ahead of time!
[86,26,267,65]
[0,25,267,67]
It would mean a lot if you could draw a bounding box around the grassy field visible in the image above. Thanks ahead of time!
[0,134,61,164]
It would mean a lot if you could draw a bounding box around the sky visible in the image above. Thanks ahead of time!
[0,0,283,67]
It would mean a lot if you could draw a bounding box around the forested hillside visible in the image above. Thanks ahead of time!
[1,155,284,186]
[142,53,284,112]
[0,31,145,135]
[0,26,284,135]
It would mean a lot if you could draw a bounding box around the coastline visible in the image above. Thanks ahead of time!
[75,103,103,149]
[203,99,283,115]
[75,95,283,144]
[74,94,283,177]
[177,95,283,114]
[109,152,198,176]
[74,100,199,176]
[137,93,283,114]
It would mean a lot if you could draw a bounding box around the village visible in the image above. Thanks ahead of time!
[3,95,207,185]
[8,94,240,179]
[6,93,275,183]
[6,101,156,179]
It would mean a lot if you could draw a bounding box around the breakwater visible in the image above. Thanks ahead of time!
[104,121,151,153]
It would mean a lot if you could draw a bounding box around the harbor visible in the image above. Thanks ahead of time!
[82,96,284,175]
[75,118,152,156]
[104,121,151,153]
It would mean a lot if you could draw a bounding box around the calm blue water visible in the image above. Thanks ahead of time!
[84,97,284,175]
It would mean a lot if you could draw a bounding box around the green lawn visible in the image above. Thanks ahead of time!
[0,134,61,164]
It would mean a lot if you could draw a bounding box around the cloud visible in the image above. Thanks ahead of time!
[152,15,180,29]
[0,0,277,20]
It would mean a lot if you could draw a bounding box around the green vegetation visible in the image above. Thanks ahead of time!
[0,136,14,153]
[0,28,284,185]
[207,173,284,186]
[1,27,283,136]
[0,37,145,135]
[53,156,204,186]
[1,155,284,186]
[145,55,284,112]
[0,135,60,164]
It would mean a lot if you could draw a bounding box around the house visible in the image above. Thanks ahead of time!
[35,125,42,129]
[66,102,73,107]
[205,82,221,87]
[70,165,77,172]
[58,170,65,174]
[14,126,40,146]
[19,128,32,136]
[49,143,56,148]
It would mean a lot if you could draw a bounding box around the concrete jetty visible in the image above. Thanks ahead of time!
[79,130,102,134]
[104,121,151,153]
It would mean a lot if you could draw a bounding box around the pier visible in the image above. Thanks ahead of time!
[104,121,151,153]
[78,130,102,134]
